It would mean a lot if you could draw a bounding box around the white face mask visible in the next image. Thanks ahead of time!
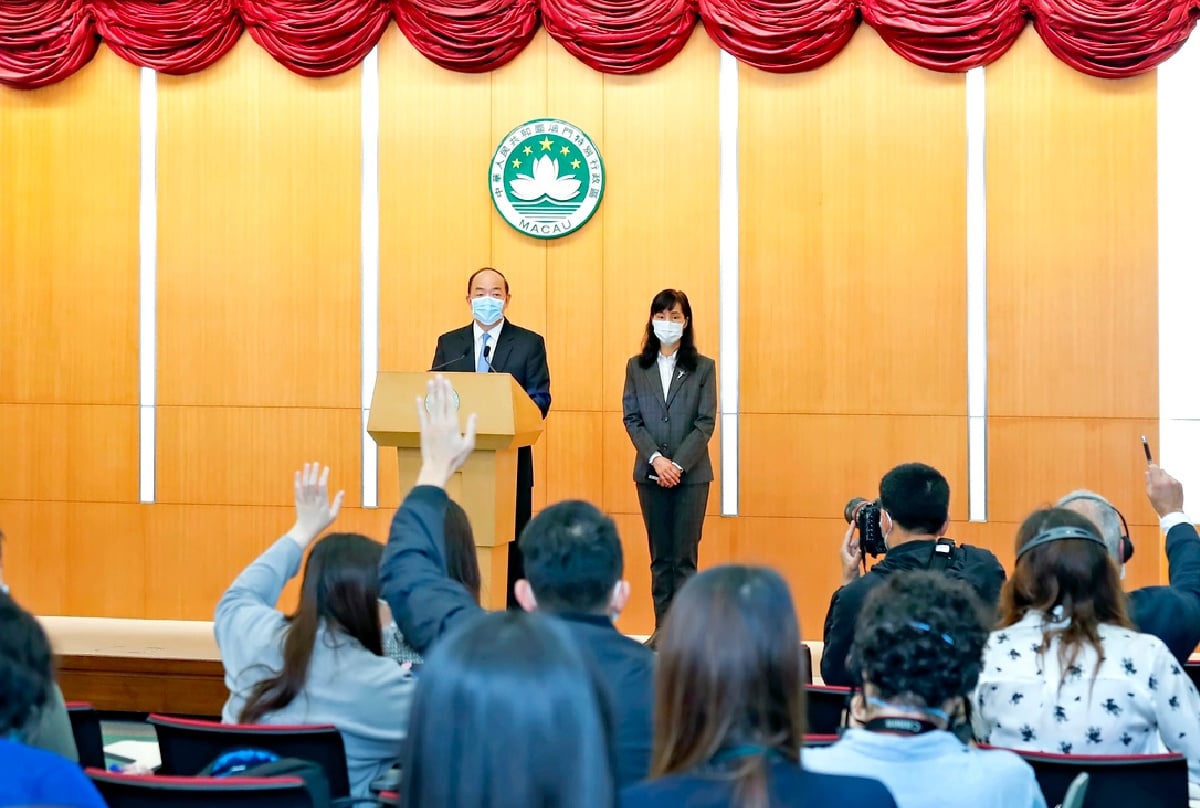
[652,319,684,346]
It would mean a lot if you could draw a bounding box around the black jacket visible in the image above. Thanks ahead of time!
[820,540,1007,687]
[431,321,551,490]
[1128,522,1200,664]
[379,486,655,786]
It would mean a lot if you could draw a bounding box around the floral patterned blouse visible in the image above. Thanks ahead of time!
[973,611,1200,798]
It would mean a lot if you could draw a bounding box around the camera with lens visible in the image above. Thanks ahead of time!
[844,497,887,557]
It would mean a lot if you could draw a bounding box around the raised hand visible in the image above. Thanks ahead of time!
[415,376,478,489]
[1146,464,1185,518]
[840,522,863,585]
[288,463,345,548]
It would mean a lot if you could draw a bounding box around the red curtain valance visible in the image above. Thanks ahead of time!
[0,0,1196,89]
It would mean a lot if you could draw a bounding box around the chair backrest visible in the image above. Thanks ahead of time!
[87,769,320,808]
[1183,662,1200,694]
[1015,749,1187,808]
[802,733,840,748]
[148,714,351,798]
[64,701,107,770]
[805,684,851,734]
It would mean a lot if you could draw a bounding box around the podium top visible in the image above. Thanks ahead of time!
[367,371,544,451]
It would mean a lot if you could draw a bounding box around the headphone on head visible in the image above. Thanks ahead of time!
[1015,526,1108,561]
[1053,493,1136,564]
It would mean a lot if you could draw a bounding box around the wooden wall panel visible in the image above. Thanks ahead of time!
[0,500,69,615]
[740,414,969,520]
[156,408,361,506]
[739,29,967,417]
[0,46,140,406]
[157,37,361,409]
[0,405,138,503]
[987,31,1157,420]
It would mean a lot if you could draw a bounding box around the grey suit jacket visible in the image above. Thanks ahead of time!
[621,354,716,485]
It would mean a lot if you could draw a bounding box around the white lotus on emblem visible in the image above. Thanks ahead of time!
[509,156,581,202]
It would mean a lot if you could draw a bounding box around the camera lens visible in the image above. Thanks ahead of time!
[844,497,869,524]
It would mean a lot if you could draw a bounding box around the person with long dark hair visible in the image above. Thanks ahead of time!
[974,507,1200,796]
[215,463,415,797]
[403,610,616,808]
[806,571,1044,807]
[622,289,716,644]
[622,565,896,808]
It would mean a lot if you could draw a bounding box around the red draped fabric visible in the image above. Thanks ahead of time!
[540,0,697,74]
[1027,0,1198,78]
[1,0,1199,87]
[697,0,858,72]
[92,1,241,75]
[239,0,391,77]
[861,0,1025,71]
[391,0,538,72]
[0,1,96,89]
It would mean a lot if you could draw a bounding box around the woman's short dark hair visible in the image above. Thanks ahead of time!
[0,592,53,736]
[850,571,989,710]
[637,288,698,372]
[239,532,384,723]
[402,611,615,808]
[444,500,481,604]
[999,507,1132,687]
[652,566,805,808]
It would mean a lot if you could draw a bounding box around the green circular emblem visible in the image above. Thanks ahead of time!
[490,118,604,240]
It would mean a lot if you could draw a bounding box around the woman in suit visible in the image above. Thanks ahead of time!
[622,289,716,642]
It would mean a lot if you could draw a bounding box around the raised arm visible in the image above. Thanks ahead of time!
[215,464,344,649]
[380,377,483,652]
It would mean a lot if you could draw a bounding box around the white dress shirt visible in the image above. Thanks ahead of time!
[973,612,1200,798]
[472,319,504,372]
[655,351,677,399]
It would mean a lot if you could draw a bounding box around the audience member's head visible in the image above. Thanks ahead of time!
[240,532,384,723]
[444,499,482,605]
[403,611,615,808]
[849,571,988,726]
[515,500,629,617]
[0,592,53,737]
[878,463,950,540]
[998,507,1131,685]
[1056,489,1126,567]
[651,565,805,808]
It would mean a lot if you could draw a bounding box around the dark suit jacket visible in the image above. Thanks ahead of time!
[431,320,550,488]
[621,354,716,484]
[820,540,1007,686]
[379,486,656,787]
[1129,522,1200,664]
[621,759,898,808]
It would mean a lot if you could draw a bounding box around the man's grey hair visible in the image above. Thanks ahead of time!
[1056,490,1124,563]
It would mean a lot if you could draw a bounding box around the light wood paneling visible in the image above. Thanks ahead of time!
[988,417,1161,526]
[156,407,361,506]
[545,39,606,413]
[601,33,721,415]
[739,414,969,521]
[157,37,361,408]
[378,26,493,379]
[0,405,138,503]
[543,411,604,506]
[987,30,1157,419]
[0,500,69,615]
[739,29,967,416]
[63,504,147,617]
[0,45,139,406]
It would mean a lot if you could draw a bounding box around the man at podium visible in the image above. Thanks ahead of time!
[431,268,551,608]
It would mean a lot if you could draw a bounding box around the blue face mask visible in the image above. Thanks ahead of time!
[471,296,505,327]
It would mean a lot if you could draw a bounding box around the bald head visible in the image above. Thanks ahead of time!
[1056,490,1124,564]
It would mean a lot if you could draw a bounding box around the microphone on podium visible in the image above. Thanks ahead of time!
[431,346,471,372]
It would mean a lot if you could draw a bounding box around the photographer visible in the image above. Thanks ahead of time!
[820,463,1006,686]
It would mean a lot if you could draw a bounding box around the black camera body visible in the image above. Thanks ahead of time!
[844,497,888,557]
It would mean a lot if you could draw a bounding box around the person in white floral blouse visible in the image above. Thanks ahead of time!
[974,506,1200,799]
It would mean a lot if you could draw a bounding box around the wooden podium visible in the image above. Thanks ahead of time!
[367,372,544,609]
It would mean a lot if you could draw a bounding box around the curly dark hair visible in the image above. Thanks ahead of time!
[0,591,53,735]
[849,570,989,710]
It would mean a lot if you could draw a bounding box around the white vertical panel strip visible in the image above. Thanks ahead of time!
[1158,37,1200,496]
[718,51,740,517]
[361,46,381,508]
[965,67,988,522]
[138,67,158,504]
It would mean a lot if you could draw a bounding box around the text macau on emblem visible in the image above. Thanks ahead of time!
[490,118,605,240]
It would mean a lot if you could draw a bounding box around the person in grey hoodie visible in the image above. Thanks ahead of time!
[215,463,415,797]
